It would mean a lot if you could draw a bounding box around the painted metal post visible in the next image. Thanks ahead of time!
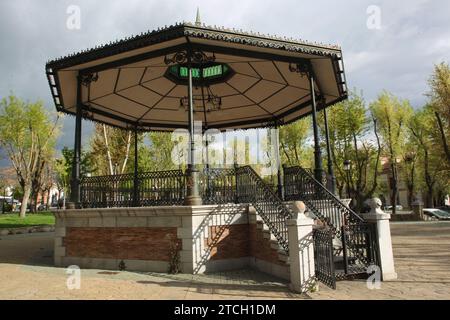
[323,107,337,195]
[69,75,82,208]
[133,126,139,207]
[309,69,324,183]
[184,55,202,205]
[274,126,284,199]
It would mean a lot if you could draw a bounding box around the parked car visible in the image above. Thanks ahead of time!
[423,208,450,221]
[437,206,450,214]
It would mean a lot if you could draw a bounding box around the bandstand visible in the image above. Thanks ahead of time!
[46,18,396,292]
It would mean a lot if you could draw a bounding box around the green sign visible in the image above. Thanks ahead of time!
[168,64,230,81]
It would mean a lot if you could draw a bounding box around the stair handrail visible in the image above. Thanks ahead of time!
[236,165,292,253]
[284,166,364,236]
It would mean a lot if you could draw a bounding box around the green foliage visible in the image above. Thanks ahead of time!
[147,132,178,171]
[370,91,413,213]
[409,105,449,206]
[319,90,382,210]
[0,95,60,218]
[279,118,312,167]
[370,91,413,159]
[55,147,95,197]
[89,124,135,175]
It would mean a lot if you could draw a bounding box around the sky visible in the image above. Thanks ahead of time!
[0,0,449,164]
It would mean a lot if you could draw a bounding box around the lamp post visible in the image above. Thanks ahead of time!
[343,159,351,199]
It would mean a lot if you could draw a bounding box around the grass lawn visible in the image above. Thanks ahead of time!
[0,212,55,229]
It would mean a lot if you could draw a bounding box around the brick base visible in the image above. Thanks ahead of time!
[206,224,250,260]
[249,224,285,266]
[64,227,179,261]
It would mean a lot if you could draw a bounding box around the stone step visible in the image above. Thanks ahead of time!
[278,251,290,265]
[256,220,268,231]
[269,239,280,250]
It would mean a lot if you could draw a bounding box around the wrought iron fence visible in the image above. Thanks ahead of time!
[236,165,292,253]
[341,223,380,277]
[80,173,135,208]
[138,170,186,206]
[80,169,185,208]
[201,167,237,204]
[313,227,336,289]
[283,165,364,237]
[284,165,381,280]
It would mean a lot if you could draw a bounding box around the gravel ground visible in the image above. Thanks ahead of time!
[0,222,449,300]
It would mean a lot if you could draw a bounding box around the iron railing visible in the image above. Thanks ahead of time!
[236,165,292,253]
[80,169,185,208]
[283,165,381,279]
[284,165,364,237]
[201,167,236,204]
[341,223,380,277]
[313,227,336,289]
[80,167,239,208]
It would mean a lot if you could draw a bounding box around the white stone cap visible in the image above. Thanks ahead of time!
[287,212,314,227]
[361,212,391,221]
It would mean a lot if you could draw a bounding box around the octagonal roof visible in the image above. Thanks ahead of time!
[46,22,348,131]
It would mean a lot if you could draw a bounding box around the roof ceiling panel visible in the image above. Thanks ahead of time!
[46,23,347,131]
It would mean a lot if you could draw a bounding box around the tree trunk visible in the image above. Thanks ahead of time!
[390,163,398,214]
[103,124,114,175]
[46,189,51,210]
[435,112,450,162]
[19,184,31,218]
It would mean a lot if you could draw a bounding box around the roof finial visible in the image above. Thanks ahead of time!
[195,7,201,26]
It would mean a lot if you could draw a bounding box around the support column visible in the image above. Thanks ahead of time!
[68,75,83,209]
[309,70,324,183]
[287,201,316,293]
[274,126,284,199]
[133,126,139,207]
[184,57,202,206]
[362,198,397,281]
[323,107,336,194]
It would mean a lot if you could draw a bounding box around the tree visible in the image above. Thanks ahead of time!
[409,106,449,207]
[320,90,382,211]
[371,91,413,214]
[426,62,450,164]
[279,118,312,167]
[89,124,133,176]
[0,95,60,218]
[146,132,178,171]
[55,147,95,208]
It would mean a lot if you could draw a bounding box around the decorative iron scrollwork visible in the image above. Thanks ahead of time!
[179,93,222,112]
[289,61,311,77]
[164,49,216,65]
[80,73,99,86]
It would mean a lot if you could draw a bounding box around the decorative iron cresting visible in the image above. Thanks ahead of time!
[164,49,216,65]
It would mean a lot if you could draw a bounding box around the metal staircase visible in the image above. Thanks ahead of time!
[283,165,380,284]
[235,166,292,254]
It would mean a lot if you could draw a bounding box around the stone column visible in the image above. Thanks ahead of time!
[362,198,398,281]
[287,201,316,293]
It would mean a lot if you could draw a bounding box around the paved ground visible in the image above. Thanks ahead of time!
[0,221,449,300]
